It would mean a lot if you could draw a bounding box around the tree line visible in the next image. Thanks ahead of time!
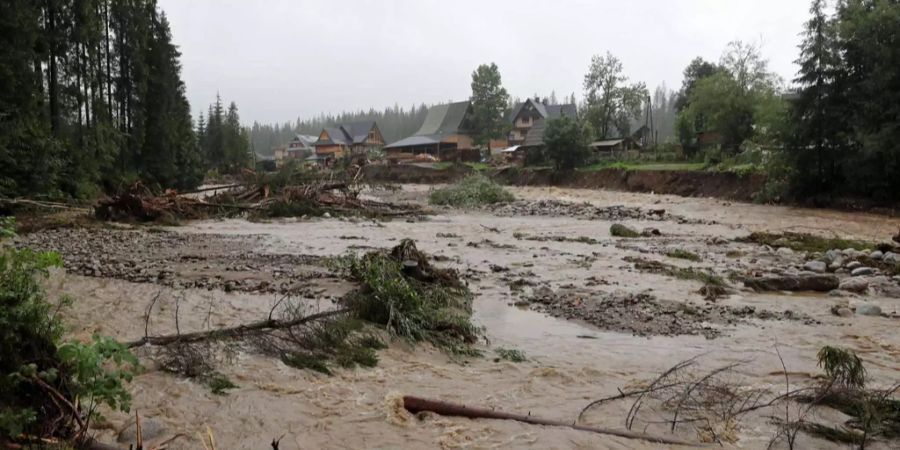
[0,0,203,198]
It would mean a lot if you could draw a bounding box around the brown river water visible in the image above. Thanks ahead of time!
[46,185,900,449]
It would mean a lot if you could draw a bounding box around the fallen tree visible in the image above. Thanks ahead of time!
[401,396,701,447]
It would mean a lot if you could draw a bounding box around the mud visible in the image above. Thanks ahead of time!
[23,184,900,449]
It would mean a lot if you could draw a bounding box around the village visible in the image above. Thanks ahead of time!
[262,97,650,170]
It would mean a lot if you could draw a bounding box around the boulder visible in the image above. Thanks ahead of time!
[825,249,841,263]
[869,250,884,260]
[851,267,875,277]
[855,303,882,316]
[803,261,828,273]
[846,261,863,270]
[884,252,900,264]
[828,258,844,271]
[744,274,839,292]
[776,247,795,257]
[839,277,869,293]
[831,306,853,317]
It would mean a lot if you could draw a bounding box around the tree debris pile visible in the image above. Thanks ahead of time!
[428,174,515,208]
[94,168,420,223]
[332,239,481,354]
[95,182,219,222]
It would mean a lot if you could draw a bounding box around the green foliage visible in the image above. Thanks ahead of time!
[781,0,900,201]
[282,352,332,375]
[1,244,137,438]
[429,174,514,208]
[0,217,15,240]
[610,223,640,238]
[0,0,203,198]
[336,240,481,355]
[206,374,238,396]
[469,63,511,146]
[495,348,527,363]
[56,336,140,412]
[543,116,591,171]
[667,249,702,262]
[817,346,867,389]
[583,52,648,139]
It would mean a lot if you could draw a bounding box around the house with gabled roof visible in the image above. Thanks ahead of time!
[508,98,577,148]
[383,101,479,162]
[312,121,384,164]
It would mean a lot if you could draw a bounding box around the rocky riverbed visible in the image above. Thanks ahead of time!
[20,184,900,449]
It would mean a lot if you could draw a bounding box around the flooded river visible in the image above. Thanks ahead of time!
[41,186,900,449]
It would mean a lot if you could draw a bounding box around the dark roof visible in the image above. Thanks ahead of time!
[385,101,472,149]
[509,98,577,123]
[315,122,377,147]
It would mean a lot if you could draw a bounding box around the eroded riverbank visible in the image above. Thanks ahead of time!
[20,185,900,449]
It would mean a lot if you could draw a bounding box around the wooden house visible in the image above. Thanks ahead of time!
[383,101,479,162]
[313,122,385,164]
[508,98,577,147]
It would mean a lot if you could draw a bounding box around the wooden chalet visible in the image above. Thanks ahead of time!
[508,98,577,147]
[313,121,385,164]
[383,101,478,162]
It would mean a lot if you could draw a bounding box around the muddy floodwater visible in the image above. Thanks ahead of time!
[27,185,900,449]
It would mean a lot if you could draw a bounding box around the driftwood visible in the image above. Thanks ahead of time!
[126,308,349,348]
[401,395,702,447]
[744,274,839,292]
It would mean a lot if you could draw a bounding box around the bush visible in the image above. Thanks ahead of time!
[0,218,138,441]
[429,174,514,208]
[610,223,641,238]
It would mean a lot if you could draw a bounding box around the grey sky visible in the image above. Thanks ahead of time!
[158,0,810,125]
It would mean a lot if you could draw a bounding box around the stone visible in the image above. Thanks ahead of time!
[825,249,841,263]
[803,261,827,273]
[839,277,869,293]
[851,267,875,277]
[855,303,882,316]
[776,247,794,256]
[323,212,332,218]
[869,250,884,260]
[832,306,853,317]
[884,252,900,264]
[846,261,862,270]
[744,274,839,292]
[118,417,167,443]
[842,248,862,258]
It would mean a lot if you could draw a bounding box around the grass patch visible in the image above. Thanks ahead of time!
[495,348,527,363]
[610,223,641,238]
[466,162,490,171]
[206,374,238,395]
[625,256,726,287]
[429,174,514,208]
[580,162,706,172]
[667,249,702,262]
[736,232,874,253]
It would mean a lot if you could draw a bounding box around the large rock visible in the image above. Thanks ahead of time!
[803,260,828,273]
[869,250,884,260]
[839,277,869,293]
[776,247,795,257]
[884,252,900,264]
[846,261,863,270]
[745,274,839,292]
[855,303,882,316]
[851,267,875,277]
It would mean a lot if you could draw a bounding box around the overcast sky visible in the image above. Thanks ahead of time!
[157,0,811,125]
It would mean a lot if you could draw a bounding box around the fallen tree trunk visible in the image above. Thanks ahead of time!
[744,274,839,292]
[401,395,701,447]
[126,308,349,348]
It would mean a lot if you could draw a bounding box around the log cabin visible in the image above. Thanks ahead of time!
[384,101,479,162]
[313,121,385,165]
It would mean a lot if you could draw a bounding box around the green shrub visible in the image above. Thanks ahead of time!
[429,174,514,208]
[1,220,138,440]
[495,348,527,363]
[610,223,641,238]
